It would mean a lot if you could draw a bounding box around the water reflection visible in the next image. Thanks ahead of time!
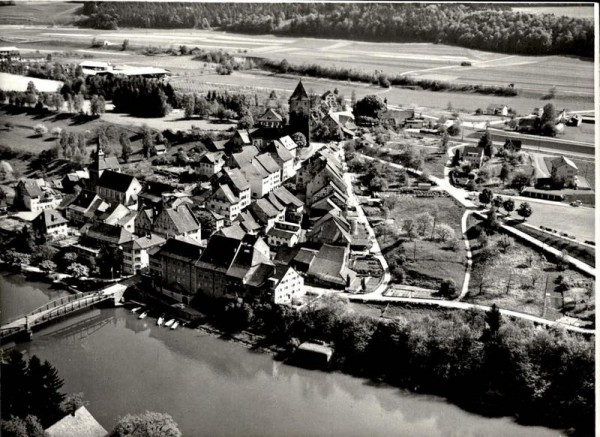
[15,307,560,437]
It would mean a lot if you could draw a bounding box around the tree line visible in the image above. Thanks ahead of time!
[82,2,593,57]
[198,292,594,433]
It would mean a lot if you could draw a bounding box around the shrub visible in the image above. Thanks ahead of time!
[34,124,48,136]
[439,278,457,297]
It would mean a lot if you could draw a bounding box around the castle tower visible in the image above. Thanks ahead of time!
[288,80,311,144]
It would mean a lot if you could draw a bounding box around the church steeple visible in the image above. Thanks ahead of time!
[96,136,105,160]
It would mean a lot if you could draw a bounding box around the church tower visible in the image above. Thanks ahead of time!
[288,80,311,145]
[88,137,104,190]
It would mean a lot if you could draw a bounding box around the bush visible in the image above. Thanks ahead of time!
[439,278,457,297]
[33,124,48,136]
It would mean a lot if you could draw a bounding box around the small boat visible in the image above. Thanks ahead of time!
[157,316,164,326]
[131,306,142,313]
[138,311,148,320]
[164,319,175,328]
[171,321,179,330]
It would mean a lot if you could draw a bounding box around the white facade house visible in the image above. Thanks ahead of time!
[269,266,305,305]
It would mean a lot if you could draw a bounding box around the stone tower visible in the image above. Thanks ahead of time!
[288,80,311,145]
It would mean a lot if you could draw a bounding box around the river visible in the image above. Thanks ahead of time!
[1,273,561,436]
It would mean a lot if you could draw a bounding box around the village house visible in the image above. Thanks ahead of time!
[269,186,304,223]
[194,209,225,236]
[461,146,485,169]
[306,243,357,290]
[152,204,202,242]
[257,108,284,129]
[65,190,109,225]
[206,184,243,225]
[226,129,253,153]
[98,203,137,233]
[220,168,251,209]
[15,179,62,212]
[234,210,262,234]
[487,104,508,116]
[194,232,274,299]
[197,152,225,179]
[60,169,89,194]
[296,150,347,206]
[45,406,107,437]
[266,221,301,248]
[81,222,135,248]
[121,233,166,275]
[241,157,281,199]
[149,237,204,304]
[32,209,68,239]
[267,265,305,305]
[230,145,260,169]
[267,139,296,181]
[249,197,285,231]
[307,207,353,246]
[321,90,339,110]
[137,180,177,212]
[550,156,578,187]
[278,135,298,158]
[380,108,415,128]
[322,112,355,139]
[291,247,319,273]
[96,170,142,208]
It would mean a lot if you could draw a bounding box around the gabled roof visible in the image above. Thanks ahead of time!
[96,170,138,193]
[235,129,252,144]
[99,203,130,225]
[126,233,166,250]
[18,179,43,198]
[218,223,247,240]
[45,406,107,437]
[35,209,68,228]
[258,108,283,123]
[289,80,309,101]
[161,204,201,234]
[250,198,283,222]
[70,190,101,210]
[85,222,134,245]
[212,184,239,204]
[266,192,285,212]
[97,155,120,171]
[551,156,577,170]
[269,141,294,163]
[231,146,260,168]
[200,151,224,165]
[224,167,250,192]
[155,237,203,262]
[307,244,352,285]
[255,153,280,174]
[272,186,304,209]
[209,139,228,152]
[294,247,318,266]
[143,180,176,195]
[241,162,269,181]
[235,211,262,233]
[278,135,298,151]
[266,226,298,241]
[197,234,242,271]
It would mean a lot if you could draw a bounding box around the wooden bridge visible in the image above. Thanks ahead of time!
[0,283,127,345]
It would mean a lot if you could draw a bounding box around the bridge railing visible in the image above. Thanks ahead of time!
[31,293,110,328]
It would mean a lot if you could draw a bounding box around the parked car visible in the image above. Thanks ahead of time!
[570,200,582,207]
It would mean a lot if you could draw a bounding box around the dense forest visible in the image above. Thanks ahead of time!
[81,2,593,57]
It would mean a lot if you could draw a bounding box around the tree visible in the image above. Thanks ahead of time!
[510,170,532,189]
[60,393,88,417]
[478,188,493,207]
[110,411,182,437]
[141,125,154,159]
[119,132,132,163]
[1,416,47,437]
[183,96,195,119]
[439,131,449,153]
[484,207,499,232]
[451,149,460,167]
[517,202,532,221]
[90,95,106,117]
[439,279,457,298]
[34,124,48,136]
[73,93,84,113]
[66,263,89,278]
[503,198,515,215]
[38,260,56,273]
[238,114,254,130]
[541,121,557,137]
[414,212,434,237]
[291,132,307,148]
[26,356,65,427]
[353,95,386,119]
[496,235,513,253]
[492,196,503,209]
[435,223,455,242]
[402,218,417,241]
[540,103,556,125]
[482,303,502,342]
[122,39,130,51]
[478,132,493,157]
[499,162,510,184]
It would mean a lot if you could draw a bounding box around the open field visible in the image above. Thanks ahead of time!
[0,24,594,100]
[0,2,82,26]
[511,200,595,242]
[511,5,595,18]
[0,72,63,92]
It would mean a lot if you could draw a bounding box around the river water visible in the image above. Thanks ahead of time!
[1,273,560,436]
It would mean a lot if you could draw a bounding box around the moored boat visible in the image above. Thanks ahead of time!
[157,316,164,326]
[171,321,179,330]
[164,319,175,327]
[131,306,142,313]
[138,311,148,320]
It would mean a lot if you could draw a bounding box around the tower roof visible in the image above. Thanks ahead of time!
[289,80,309,101]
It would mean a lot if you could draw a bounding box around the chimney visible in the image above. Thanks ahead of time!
[146,233,151,239]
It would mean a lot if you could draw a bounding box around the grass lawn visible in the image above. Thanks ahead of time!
[513,201,595,243]
[375,196,466,291]
[466,216,593,319]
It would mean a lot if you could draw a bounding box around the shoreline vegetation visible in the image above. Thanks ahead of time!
[125,285,594,435]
